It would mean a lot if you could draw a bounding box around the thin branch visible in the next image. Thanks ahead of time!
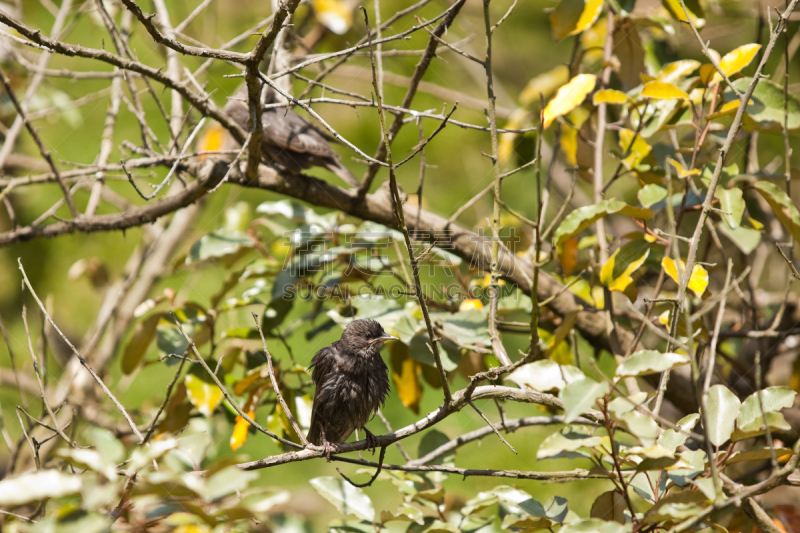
[18,259,143,443]
[169,312,302,449]
[362,7,452,404]
[252,312,308,446]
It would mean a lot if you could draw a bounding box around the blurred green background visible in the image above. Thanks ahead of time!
[1,0,796,528]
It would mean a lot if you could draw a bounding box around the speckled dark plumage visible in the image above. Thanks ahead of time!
[306,319,395,453]
[223,86,359,186]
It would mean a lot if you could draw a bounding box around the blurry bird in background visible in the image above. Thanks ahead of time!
[307,319,397,460]
[199,84,360,187]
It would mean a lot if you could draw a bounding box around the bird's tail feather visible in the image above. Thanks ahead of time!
[306,416,322,445]
[326,160,360,187]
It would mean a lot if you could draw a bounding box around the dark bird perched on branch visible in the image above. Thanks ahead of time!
[223,85,360,187]
[307,319,397,460]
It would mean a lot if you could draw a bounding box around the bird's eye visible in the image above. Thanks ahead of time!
[364,333,370,340]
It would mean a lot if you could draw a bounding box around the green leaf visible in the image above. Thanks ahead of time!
[83,426,125,466]
[737,386,796,428]
[733,411,792,441]
[666,450,706,488]
[703,384,741,446]
[615,350,690,378]
[639,184,667,207]
[545,495,570,523]
[409,331,458,371]
[198,466,258,502]
[242,490,291,513]
[380,503,425,525]
[187,229,252,263]
[727,445,793,465]
[461,491,499,516]
[560,377,609,423]
[753,181,800,244]
[0,470,82,506]
[121,314,161,374]
[560,518,632,533]
[310,476,375,521]
[718,224,761,254]
[537,425,604,459]
[492,486,546,517]
[437,309,491,346]
[506,359,585,393]
[658,413,700,454]
[644,491,709,523]
[614,410,659,447]
[726,78,800,130]
[715,187,745,229]
[156,322,190,358]
[590,491,627,523]
[417,430,451,465]
[56,448,117,480]
[554,199,653,247]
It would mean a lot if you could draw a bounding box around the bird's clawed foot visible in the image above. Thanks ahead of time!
[320,425,339,462]
[364,428,379,455]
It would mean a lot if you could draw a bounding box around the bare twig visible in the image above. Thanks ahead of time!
[18,259,143,443]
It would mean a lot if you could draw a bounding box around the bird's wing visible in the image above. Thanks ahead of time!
[307,345,338,445]
[262,109,339,159]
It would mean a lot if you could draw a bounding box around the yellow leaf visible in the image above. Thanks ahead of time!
[600,241,650,292]
[706,99,753,121]
[600,248,650,292]
[662,257,709,297]
[184,374,223,417]
[641,80,689,100]
[174,526,211,533]
[230,410,255,451]
[657,60,701,84]
[688,88,705,105]
[543,74,596,129]
[580,16,606,64]
[640,73,656,84]
[712,43,761,84]
[559,237,579,276]
[699,64,716,86]
[390,343,422,414]
[545,311,579,359]
[312,0,352,35]
[747,217,764,230]
[550,0,603,41]
[619,129,652,170]
[197,124,226,160]
[477,273,504,287]
[593,89,628,105]
[459,299,484,311]
[667,158,700,178]
[561,125,578,166]
[573,0,604,36]
[520,65,570,105]
[662,0,705,28]
[498,108,529,163]
[121,314,161,375]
